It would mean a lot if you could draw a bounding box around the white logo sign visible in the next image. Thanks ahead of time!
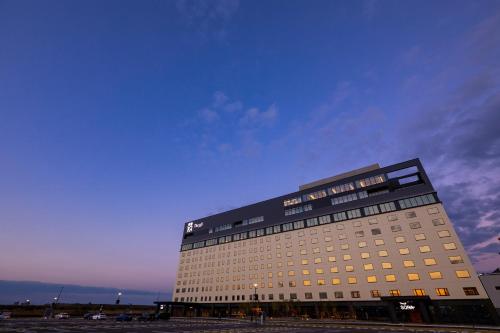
[194,222,204,229]
[399,301,415,310]
[186,222,193,233]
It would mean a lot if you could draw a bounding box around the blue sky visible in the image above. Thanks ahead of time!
[0,0,499,295]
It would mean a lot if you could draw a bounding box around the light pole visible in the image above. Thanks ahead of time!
[116,292,122,305]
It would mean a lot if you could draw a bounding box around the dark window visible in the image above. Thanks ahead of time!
[334,291,343,299]
[463,287,479,296]
[305,292,313,299]
[319,292,328,299]
[351,291,360,298]
[290,293,297,300]
[279,293,284,300]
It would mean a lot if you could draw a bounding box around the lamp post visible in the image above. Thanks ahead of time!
[116,292,122,305]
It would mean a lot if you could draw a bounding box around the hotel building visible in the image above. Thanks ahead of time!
[171,159,498,324]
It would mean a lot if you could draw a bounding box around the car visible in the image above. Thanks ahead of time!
[137,313,156,321]
[0,312,12,319]
[92,313,107,320]
[116,313,132,322]
[55,313,70,319]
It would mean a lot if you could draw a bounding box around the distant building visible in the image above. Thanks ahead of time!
[173,159,499,324]
[480,271,500,315]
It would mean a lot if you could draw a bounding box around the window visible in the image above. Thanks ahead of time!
[374,239,385,246]
[371,290,381,297]
[428,207,439,214]
[429,271,442,279]
[358,241,367,248]
[378,250,388,257]
[288,270,295,276]
[449,256,464,264]
[347,209,361,219]
[330,266,339,273]
[319,215,331,224]
[317,279,325,285]
[341,244,349,250]
[437,230,451,238]
[328,182,355,195]
[333,212,347,222]
[391,225,402,232]
[368,218,378,225]
[432,218,445,226]
[444,242,457,250]
[371,228,382,235]
[314,257,322,264]
[413,289,426,296]
[345,265,354,272]
[367,275,377,283]
[409,222,421,229]
[303,280,311,286]
[405,211,417,218]
[331,193,357,206]
[424,258,437,266]
[463,287,479,296]
[300,249,307,255]
[336,223,345,230]
[306,217,319,227]
[355,231,365,238]
[289,281,296,287]
[331,278,341,285]
[385,274,397,282]
[294,220,305,229]
[436,288,450,296]
[328,256,336,262]
[290,293,297,300]
[399,248,410,255]
[303,189,327,202]
[315,268,324,274]
[407,273,420,281]
[351,291,360,298]
[284,197,302,207]
[382,262,392,269]
[456,270,471,278]
[334,291,344,299]
[301,259,309,265]
[279,293,284,300]
[319,292,328,299]
[399,194,436,209]
[304,292,313,299]
[356,174,385,188]
[379,202,396,213]
[419,245,431,253]
[326,246,334,252]
[415,233,426,241]
[358,191,368,199]
[403,260,415,268]
[395,236,406,243]
[389,289,400,296]
[343,254,352,261]
[388,214,398,221]
[364,205,380,216]
[302,269,310,275]
[361,252,370,259]
[364,263,374,270]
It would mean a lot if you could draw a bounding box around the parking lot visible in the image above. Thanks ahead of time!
[1,317,500,333]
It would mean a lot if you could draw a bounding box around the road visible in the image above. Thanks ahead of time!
[0,317,498,333]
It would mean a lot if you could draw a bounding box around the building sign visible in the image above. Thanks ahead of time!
[186,222,204,233]
[399,301,416,310]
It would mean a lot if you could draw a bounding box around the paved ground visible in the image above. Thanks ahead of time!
[0,317,498,333]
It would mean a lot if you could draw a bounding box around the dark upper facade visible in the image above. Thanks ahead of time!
[180,158,437,251]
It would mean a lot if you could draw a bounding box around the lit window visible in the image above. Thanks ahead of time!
[303,280,311,286]
[301,259,309,265]
[348,277,357,284]
[331,278,341,285]
[456,270,471,278]
[345,265,354,272]
[385,274,397,282]
[315,268,324,274]
[448,256,463,264]
[395,236,406,243]
[343,254,352,261]
[317,279,325,285]
[374,239,385,246]
[367,275,377,283]
[424,258,437,266]
[443,242,457,250]
[289,281,296,287]
[389,289,400,296]
[413,289,426,296]
[364,263,374,271]
[300,249,307,255]
[341,244,349,250]
[403,260,415,268]
[371,290,381,297]
[361,252,370,259]
[330,266,339,273]
[399,248,410,255]
[328,256,336,262]
[388,214,398,221]
[415,233,426,241]
[429,271,442,279]
[382,262,392,269]
[463,287,479,296]
[288,270,295,276]
[378,250,388,257]
[302,269,310,275]
[313,247,320,254]
[407,273,420,281]
[358,241,367,248]
[419,245,431,253]
[436,288,450,296]
[338,234,347,240]
[314,257,322,264]
[437,230,451,238]
[326,246,334,252]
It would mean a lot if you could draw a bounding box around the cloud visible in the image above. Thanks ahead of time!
[224,100,243,113]
[212,91,229,108]
[198,108,218,123]
[240,104,278,126]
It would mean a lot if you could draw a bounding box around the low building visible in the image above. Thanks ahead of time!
[480,270,500,315]
[172,159,499,324]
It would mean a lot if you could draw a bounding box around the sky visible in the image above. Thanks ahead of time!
[0,0,499,299]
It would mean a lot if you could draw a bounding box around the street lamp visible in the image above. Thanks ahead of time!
[116,292,122,305]
[253,283,258,302]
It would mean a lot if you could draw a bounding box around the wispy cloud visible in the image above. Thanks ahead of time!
[240,104,278,127]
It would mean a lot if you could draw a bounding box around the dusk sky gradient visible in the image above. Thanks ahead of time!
[1,0,499,297]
